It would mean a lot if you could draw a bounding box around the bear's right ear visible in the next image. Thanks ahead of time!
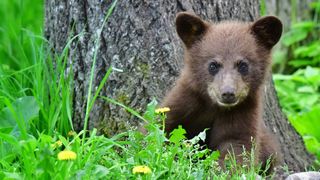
[251,16,283,49]
[175,12,208,48]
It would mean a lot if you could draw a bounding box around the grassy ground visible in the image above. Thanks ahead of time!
[0,98,270,179]
[0,0,319,179]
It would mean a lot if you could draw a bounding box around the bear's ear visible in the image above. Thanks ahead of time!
[175,12,209,48]
[251,16,283,49]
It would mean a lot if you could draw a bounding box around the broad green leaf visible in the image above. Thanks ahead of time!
[297,86,315,93]
[143,98,158,122]
[289,59,318,68]
[303,135,320,159]
[92,165,110,178]
[211,150,221,161]
[282,29,308,46]
[169,125,186,144]
[292,21,315,30]
[290,105,320,140]
[298,94,319,109]
[294,41,320,58]
[0,96,39,135]
[304,66,319,78]
[273,74,292,81]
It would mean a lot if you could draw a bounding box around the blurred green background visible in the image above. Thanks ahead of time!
[0,0,43,70]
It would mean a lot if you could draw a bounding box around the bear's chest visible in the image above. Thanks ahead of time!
[181,109,216,139]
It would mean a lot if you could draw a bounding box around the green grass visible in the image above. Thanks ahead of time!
[0,0,43,70]
[0,97,272,179]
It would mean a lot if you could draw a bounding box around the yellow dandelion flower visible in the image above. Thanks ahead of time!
[57,150,77,160]
[68,130,76,136]
[132,165,152,174]
[51,140,63,149]
[155,107,170,114]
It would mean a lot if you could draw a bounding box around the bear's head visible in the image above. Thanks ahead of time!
[176,12,282,107]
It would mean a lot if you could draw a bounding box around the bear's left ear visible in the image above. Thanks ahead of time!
[251,16,283,49]
[175,12,209,48]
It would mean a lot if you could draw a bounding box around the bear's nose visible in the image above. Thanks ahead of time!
[221,91,236,104]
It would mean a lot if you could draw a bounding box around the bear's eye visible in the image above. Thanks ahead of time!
[208,61,220,75]
[237,61,249,75]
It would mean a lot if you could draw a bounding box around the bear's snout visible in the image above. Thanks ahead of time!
[221,89,236,104]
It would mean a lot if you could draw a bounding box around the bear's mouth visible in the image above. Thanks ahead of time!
[216,99,239,107]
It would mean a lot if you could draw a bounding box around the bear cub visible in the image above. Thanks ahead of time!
[162,12,283,171]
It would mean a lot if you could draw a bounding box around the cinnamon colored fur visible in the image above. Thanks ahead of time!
[162,12,283,172]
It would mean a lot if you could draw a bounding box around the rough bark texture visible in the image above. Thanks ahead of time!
[45,0,313,172]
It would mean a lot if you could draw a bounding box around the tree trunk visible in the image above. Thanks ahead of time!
[45,0,313,172]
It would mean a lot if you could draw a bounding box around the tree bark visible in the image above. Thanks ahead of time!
[45,0,313,172]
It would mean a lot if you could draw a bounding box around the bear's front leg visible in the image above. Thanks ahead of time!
[216,139,255,170]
